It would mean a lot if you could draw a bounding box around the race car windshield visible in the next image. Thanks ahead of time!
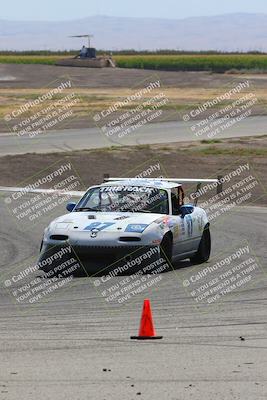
[76,186,169,214]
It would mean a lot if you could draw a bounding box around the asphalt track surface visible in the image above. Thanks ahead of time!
[1,116,267,155]
[0,192,266,400]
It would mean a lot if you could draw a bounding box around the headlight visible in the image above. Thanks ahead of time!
[125,224,149,233]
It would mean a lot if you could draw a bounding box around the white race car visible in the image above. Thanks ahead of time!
[39,178,218,275]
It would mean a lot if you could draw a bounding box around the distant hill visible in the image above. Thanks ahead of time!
[1,13,267,51]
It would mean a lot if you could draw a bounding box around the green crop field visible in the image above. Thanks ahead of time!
[0,55,60,65]
[115,54,267,72]
[1,53,267,72]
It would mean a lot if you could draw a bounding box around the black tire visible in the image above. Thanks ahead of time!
[160,234,173,264]
[190,225,211,264]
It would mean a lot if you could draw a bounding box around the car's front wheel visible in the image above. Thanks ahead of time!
[190,225,211,264]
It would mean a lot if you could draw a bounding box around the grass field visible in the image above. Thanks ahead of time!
[1,54,267,72]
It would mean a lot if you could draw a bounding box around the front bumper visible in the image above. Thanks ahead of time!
[39,241,160,276]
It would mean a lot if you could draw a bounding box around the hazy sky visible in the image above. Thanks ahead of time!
[2,0,267,20]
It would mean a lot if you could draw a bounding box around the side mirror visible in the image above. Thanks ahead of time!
[66,202,76,212]
[180,204,194,218]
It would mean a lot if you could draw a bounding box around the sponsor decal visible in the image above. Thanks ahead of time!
[186,215,193,237]
[181,219,186,235]
[125,224,148,233]
[100,186,153,194]
[173,224,179,238]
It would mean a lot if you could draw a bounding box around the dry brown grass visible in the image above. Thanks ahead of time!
[1,86,267,119]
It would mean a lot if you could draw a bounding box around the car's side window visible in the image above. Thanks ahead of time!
[171,188,180,215]
[171,186,185,215]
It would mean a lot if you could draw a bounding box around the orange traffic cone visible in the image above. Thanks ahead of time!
[131,299,163,340]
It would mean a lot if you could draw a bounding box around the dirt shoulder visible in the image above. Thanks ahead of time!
[0,136,266,206]
[0,64,233,89]
[2,63,267,89]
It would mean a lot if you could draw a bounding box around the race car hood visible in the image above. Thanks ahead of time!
[48,212,165,234]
